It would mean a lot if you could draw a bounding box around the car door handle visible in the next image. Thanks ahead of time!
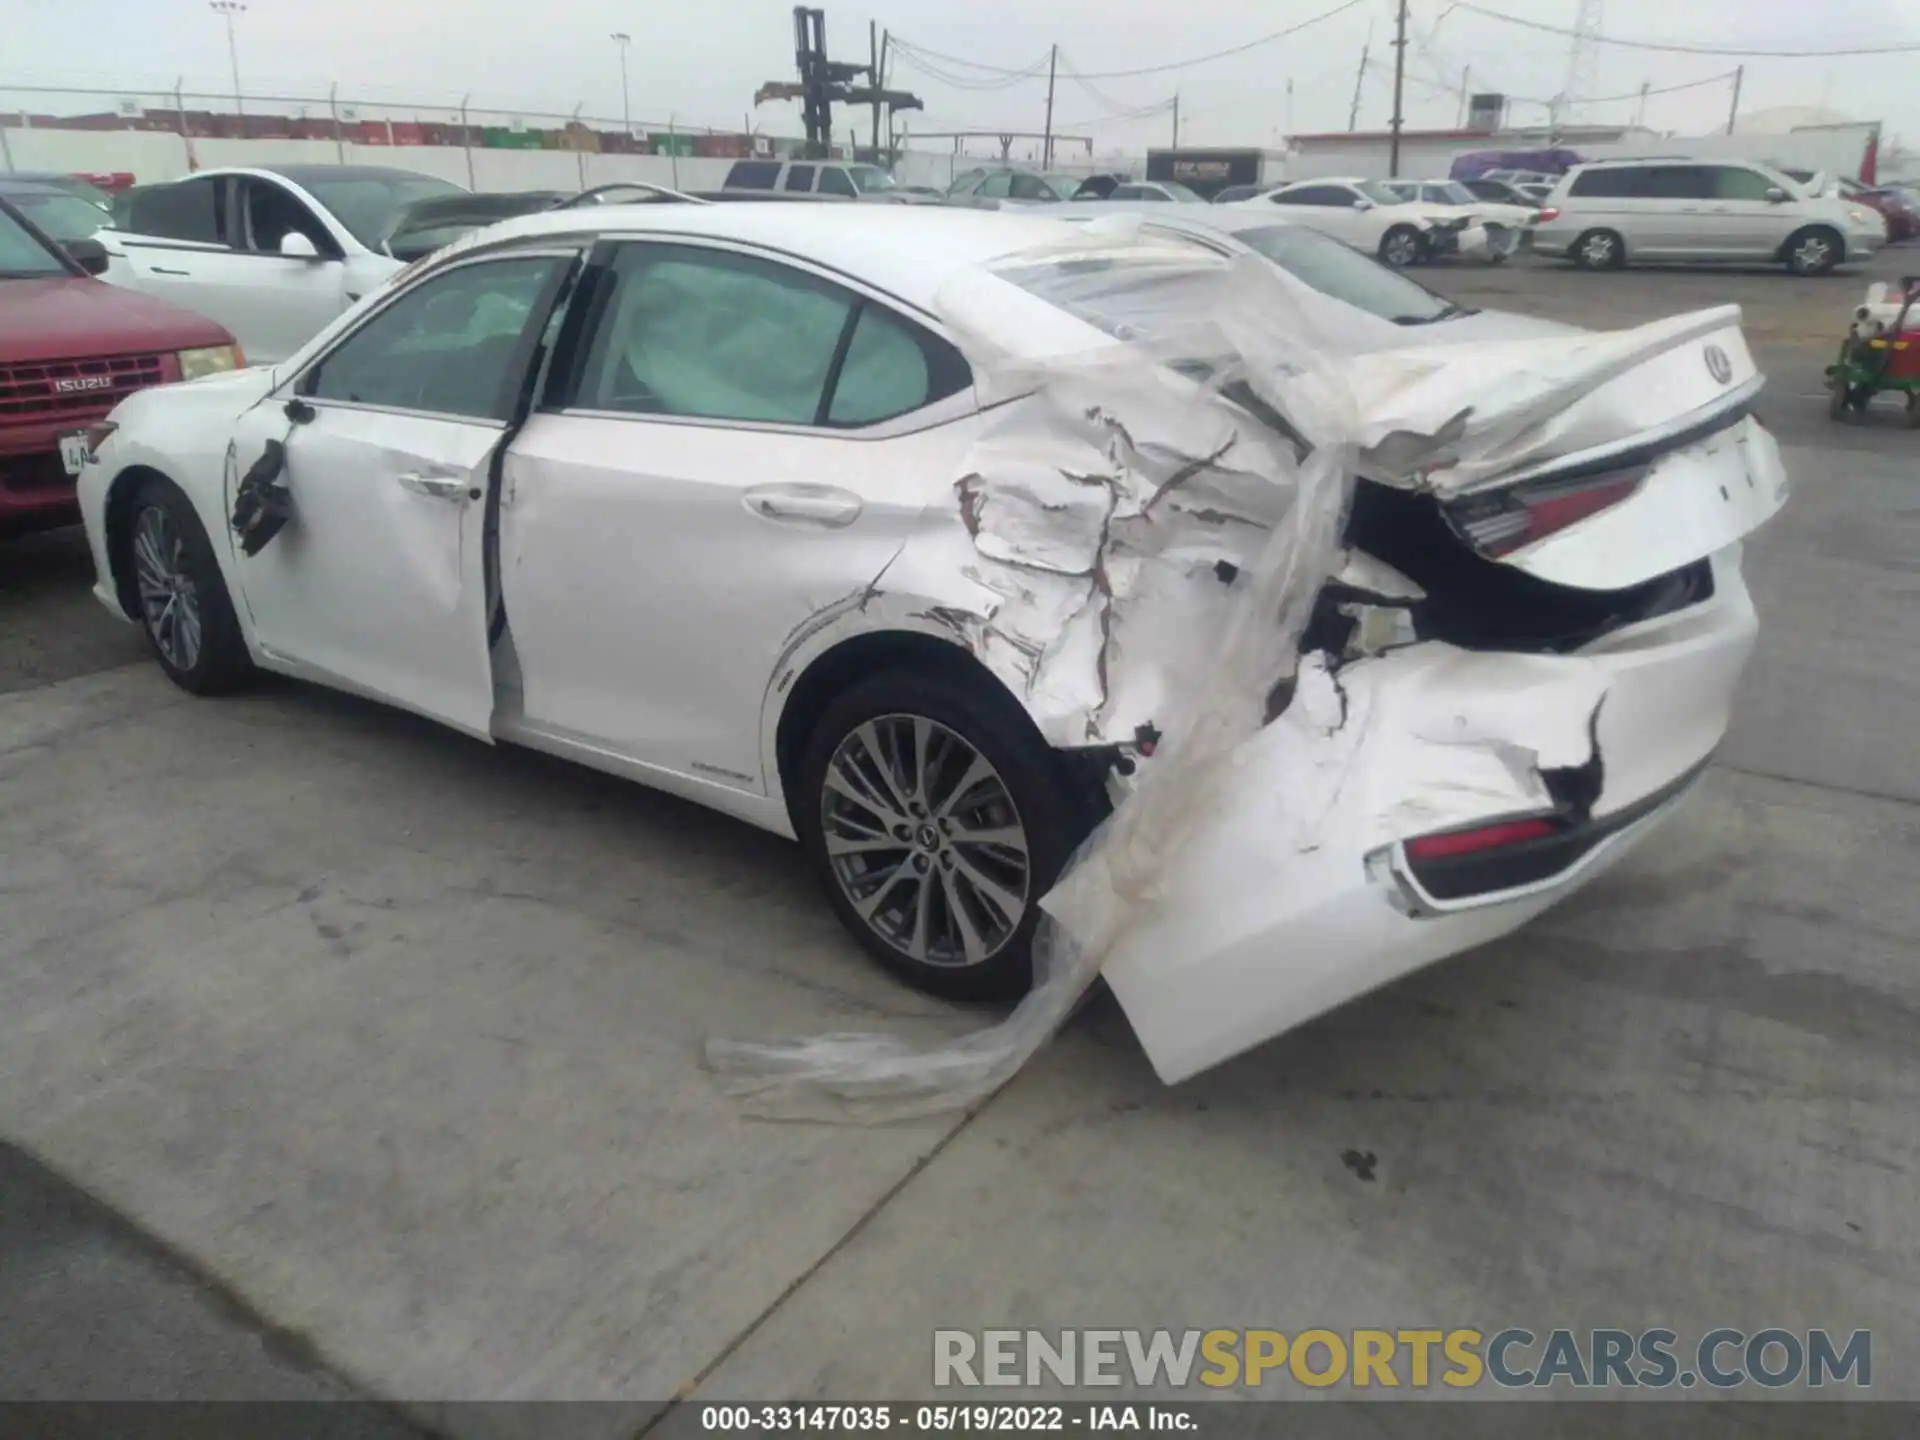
[396,472,471,501]
[743,484,862,528]
[149,265,192,276]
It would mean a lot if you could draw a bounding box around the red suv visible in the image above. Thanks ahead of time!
[1,193,240,535]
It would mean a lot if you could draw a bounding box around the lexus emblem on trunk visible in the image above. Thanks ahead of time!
[1703,345,1732,385]
[53,375,114,394]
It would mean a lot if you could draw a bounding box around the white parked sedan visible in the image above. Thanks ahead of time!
[1228,177,1474,265]
[101,164,465,364]
[75,204,1787,1083]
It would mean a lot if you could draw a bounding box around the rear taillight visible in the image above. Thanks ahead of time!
[1405,816,1560,861]
[1448,467,1645,558]
[1536,207,1559,223]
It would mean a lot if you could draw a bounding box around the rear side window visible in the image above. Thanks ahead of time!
[1009,173,1051,201]
[784,165,817,193]
[818,168,858,198]
[128,176,226,243]
[725,162,780,190]
[975,173,1013,199]
[574,243,970,427]
[1568,167,1645,199]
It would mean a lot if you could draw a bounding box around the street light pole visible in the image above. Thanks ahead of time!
[610,32,632,135]
[210,2,246,118]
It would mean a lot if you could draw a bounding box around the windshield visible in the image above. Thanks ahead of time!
[1234,224,1456,324]
[1356,181,1411,206]
[1158,180,1205,202]
[0,204,70,278]
[1381,181,1417,201]
[1043,173,1083,199]
[1431,181,1478,205]
[297,173,467,247]
[4,191,110,243]
[848,166,898,193]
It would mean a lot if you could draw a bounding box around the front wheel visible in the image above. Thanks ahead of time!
[797,668,1093,1002]
[1377,225,1424,268]
[125,475,253,695]
[1784,226,1842,277]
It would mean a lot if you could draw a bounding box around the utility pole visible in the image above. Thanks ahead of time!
[1348,22,1372,131]
[611,32,632,135]
[1726,64,1744,135]
[875,29,890,159]
[868,21,880,154]
[1634,79,1649,128]
[1171,90,1180,148]
[210,1,246,117]
[1286,77,1294,138]
[1042,44,1057,168]
[1457,65,1470,127]
[1388,0,1408,177]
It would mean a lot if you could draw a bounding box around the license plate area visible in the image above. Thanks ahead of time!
[58,430,90,477]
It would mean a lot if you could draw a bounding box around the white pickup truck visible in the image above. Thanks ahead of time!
[101,164,464,363]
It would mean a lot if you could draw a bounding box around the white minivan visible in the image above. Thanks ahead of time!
[1530,158,1887,275]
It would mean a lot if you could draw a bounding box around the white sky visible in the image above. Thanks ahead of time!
[2,0,1915,157]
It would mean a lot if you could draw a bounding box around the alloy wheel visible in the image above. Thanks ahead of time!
[132,505,204,673]
[1792,236,1831,273]
[820,714,1032,968]
[1581,234,1615,266]
[1382,231,1420,267]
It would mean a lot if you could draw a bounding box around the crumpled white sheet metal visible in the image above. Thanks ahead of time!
[703,245,1767,1119]
[705,243,1366,1121]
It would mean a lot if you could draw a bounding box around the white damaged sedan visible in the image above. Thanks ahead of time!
[75,204,1787,1084]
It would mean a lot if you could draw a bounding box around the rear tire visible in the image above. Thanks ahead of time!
[1377,224,1424,268]
[1571,228,1624,270]
[124,475,253,695]
[1783,226,1842,277]
[796,667,1092,1003]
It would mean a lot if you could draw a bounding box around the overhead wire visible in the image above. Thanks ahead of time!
[1446,2,1920,58]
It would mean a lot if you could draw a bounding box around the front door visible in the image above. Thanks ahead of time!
[230,249,576,737]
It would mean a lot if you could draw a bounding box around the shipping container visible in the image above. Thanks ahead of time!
[648,132,696,157]
[389,121,426,146]
[692,133,750,159]
[357,120,392,145]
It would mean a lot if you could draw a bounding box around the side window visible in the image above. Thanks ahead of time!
[1570,167,1643,199]
[239,178,332,256]
[784,165,817,193]
[1645,166,1710,200]
[1008,173,1049,201]
[725,161,781,190]
[127,176,226,243]
[1274,185,1347,207]
[1711,167,1776,201]
[975,173,1014,199]
[818,168,858,199]
[948,173,984,197]
[827,305,971,427]
[574,243,971,428]
[577,245,852,423]
[302,255,565,420]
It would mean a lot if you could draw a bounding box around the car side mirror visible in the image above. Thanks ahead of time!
[1765,187,1789,204]
[1352,198,1373,210]
[65,236,112,276]
[279,232,322,260]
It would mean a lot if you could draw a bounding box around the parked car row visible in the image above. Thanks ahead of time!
[65,197,1788,1083]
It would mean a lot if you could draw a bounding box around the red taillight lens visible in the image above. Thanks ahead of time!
[1449,468,1644,558]
[1536,207,1560,222]
[1405,817,1559,860]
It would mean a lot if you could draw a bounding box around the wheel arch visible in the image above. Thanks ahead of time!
[1778,222,1844,266]
[770,626,1036,832]
[100,463,180,622]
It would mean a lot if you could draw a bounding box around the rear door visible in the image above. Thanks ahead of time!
[105,174,246,316]
[231,247,578,736]
[496,237,979,790]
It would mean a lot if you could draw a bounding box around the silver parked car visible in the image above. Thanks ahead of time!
[1530,158,1887,275]
[945,168,1084,208]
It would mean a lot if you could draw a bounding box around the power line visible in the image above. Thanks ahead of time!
[1448,2,1920,57]
[894,0,1369,85]
[887,44,1051,91]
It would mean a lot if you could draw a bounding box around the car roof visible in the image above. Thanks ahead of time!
[444,203,1094,310]
[0,179,74,196]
